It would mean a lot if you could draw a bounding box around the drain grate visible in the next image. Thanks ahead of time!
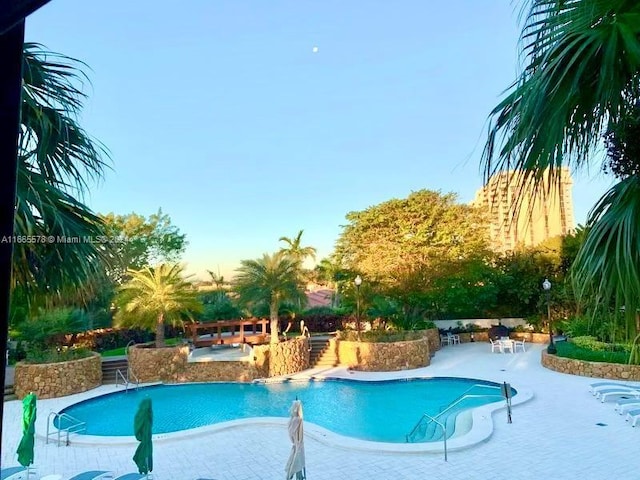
[500,369,506,372]
[595,422,608,427]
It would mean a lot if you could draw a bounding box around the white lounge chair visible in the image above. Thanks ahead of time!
[597,388,640,403]
[625,408,640,427]
[589,382,638,395]
[1,467,27,480]
[66,471,113,480]
[615,399,640,415]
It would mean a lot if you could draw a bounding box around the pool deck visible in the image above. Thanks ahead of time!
[2,342,639,479]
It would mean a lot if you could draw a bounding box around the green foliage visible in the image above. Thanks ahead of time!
[556,341,630,365]
[302,306,336,316]
[482,0,640,342]
[336,190,489,284]
[101,209,187,283]
[14,44,111,301]
[570,336,609,351]
[340,330,425,343]
[114,263,202,347]
[13,308,86,349]
[199,293,243,321]
[233,252,305,343]
[24,346,92,364]
[279,230,317,264]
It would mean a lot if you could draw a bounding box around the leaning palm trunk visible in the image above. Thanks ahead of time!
[270,300,280,344]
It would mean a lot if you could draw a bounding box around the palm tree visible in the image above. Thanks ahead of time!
[279,230,317,265]
[482,1,640,346]
[14,43,110,302]
[233,252,305,344]
[114,264,202,347]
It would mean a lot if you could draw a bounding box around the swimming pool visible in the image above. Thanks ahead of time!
[57,377,513,443]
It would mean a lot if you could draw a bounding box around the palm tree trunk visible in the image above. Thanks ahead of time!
[270,300,280,344]
[156,312,165,348]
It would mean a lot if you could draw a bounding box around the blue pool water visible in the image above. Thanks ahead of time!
[57,377,513,443]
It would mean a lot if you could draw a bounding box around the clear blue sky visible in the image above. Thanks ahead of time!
[26,0,614,279]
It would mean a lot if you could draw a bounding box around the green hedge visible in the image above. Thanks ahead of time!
[555,341,631,364]
[339,330,426,343]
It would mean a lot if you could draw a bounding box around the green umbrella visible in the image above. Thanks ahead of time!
[16,392,37,468]
[133,398,153,475]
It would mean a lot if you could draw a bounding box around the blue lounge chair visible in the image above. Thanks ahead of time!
[114,475,149,480]
[589,382,638,395]
[0,467,27,480]
[66,471,113,480]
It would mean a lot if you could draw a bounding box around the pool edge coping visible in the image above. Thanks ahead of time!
[38,376,534,453]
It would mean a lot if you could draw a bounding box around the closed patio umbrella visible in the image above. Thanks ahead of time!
[285,399,306,480]
[16,392,36,468]
[133,398,153,475]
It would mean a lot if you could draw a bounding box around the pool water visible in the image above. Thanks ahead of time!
[57,377,513,443]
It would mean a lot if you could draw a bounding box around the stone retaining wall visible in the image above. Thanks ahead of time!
[14,353,102,399]
[337,336,430,371]
[511,332,549,344]
[541,351,640,380]
[253,336,310,377]
[424,328,440,353]
[129,337,310,383]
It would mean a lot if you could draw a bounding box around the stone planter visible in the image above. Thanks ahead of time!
[541,351,640,380]
[510,332,549,344]
[424,328,440,352]
[14,352,101,399]
[129,337,310,383]
[337,336,430,372]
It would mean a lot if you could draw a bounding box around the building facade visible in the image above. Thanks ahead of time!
[473,168,575,252]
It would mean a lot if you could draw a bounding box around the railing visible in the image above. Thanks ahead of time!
[115,340,139,391]
[46,411,86,446]
[406,384,506,454]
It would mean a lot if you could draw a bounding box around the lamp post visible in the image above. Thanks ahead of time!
[354,275,362,340]
[542,278,556,354]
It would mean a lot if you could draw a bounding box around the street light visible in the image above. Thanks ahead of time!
[542,278,556,354]
[354,275,362,340]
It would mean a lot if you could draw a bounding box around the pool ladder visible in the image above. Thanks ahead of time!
[46,411,86,446]
[116,340,140,391]
[405,384,504,460]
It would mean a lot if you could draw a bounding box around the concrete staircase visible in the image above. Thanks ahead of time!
[4,384,16,402]
[309,337,338,368]
[101,357,129,384]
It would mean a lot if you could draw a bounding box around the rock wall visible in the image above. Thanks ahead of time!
[14,353,102,399]
[337,336,430,371]
[129,345,190,383]
[129,337,310,383]
[253,336,310,376]
[541,351,640,380]
[511,332,549,344]
[424,328,440,353]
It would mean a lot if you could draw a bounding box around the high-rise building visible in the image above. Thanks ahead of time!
[473,168,575,252]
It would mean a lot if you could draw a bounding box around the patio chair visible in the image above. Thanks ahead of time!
[513,338,526,352]
[0,467,27,480]
[501,339,514,353]
[589,382,638,395]
[447,333,460,345]
[489,338,502,353]
[615,398,640,415]
[440,334,450,347]
[597,388,640,403]
[627,409,640,427]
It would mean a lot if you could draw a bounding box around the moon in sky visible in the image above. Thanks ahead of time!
[312,46,319,53]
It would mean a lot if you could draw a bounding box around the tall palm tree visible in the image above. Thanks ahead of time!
[114,264,202,347]
[482,1,640,345]
[279,230,317,265]
[233,252,305,344]
[14,43,110,302]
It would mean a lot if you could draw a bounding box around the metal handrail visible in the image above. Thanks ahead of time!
[406,390,504,444]
[46,411,86,446]
[406,414,448,461]
[115,367,139,391]
[443,383,502,411]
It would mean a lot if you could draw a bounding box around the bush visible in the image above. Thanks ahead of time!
[339,330,425,343]
[23,346,93,364]
[556,341,630,364]
[570,336,609,351]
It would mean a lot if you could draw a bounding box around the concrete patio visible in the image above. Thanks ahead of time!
[2,342,639,480]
